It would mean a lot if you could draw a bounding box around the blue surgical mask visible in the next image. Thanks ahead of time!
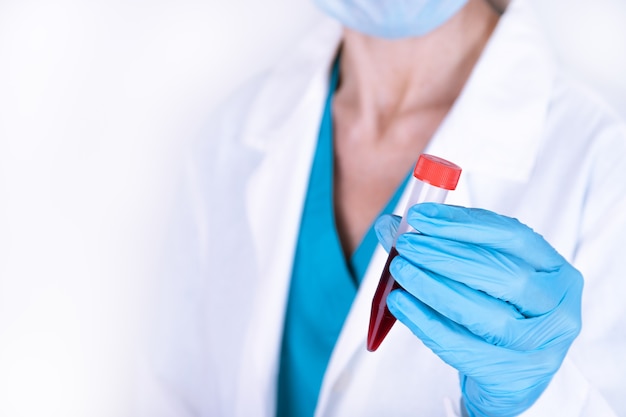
[314,0,469,39]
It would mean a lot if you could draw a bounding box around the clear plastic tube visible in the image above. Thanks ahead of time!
[367,154,461,352]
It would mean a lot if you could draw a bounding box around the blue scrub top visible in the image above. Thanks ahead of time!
[276,59,409,417]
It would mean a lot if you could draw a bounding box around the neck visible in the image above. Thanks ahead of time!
[335,0,499,126]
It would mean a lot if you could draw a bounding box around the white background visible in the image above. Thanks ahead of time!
[1,1,625,416]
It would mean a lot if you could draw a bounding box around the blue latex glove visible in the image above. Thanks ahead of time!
[375,203,583,417]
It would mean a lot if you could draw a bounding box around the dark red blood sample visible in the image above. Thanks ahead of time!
[367,247,401,352]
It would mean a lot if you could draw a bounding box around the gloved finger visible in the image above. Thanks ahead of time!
[406,203,563,272]
[386,289,508,379]
[395,233,569,317]
[389,289,561,406]
[389,256,537,349]
[374,214,401,253]
[390,256,580,350]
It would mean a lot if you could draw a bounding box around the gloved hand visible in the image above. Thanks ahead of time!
[375,203,583,417]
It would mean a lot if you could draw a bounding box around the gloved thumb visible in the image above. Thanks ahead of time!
[374,214,401,253]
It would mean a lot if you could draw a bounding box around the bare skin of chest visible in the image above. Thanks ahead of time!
[332,105,450,257]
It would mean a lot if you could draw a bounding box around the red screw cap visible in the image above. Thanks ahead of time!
[413,154,462,190]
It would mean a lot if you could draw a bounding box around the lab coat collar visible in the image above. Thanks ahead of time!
[241,20,343,150]
[427,0,557,182]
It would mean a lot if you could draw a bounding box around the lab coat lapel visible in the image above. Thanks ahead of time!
[233,20,342,417]
[426,0,556,182]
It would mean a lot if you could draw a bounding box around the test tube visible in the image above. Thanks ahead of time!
[367,154,462,352]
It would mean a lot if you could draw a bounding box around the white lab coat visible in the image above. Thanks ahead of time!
[139,1,626,416]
